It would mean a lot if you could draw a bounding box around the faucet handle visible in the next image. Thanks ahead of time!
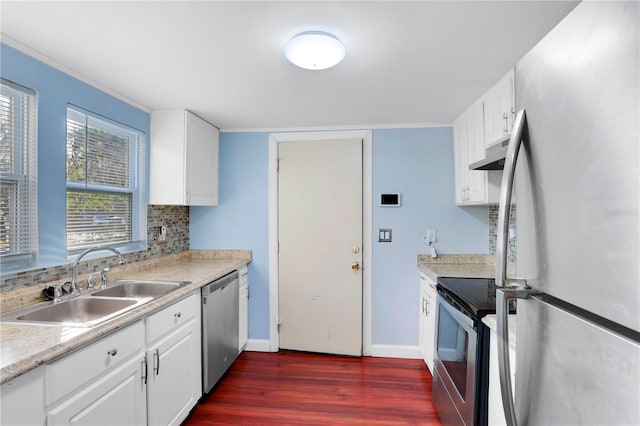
[100,267,111,289]
[87,272,100,289]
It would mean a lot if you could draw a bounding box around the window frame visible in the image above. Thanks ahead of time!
[65,105,147,257]
[0,78,38,268]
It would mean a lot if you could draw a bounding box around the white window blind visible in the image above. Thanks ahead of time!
[0,79,38,262]
[66,106,145,252]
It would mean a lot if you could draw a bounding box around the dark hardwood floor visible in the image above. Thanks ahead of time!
[183,351,442,425]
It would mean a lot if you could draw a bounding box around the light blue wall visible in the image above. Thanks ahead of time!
[0,43,150,268]
[190,132,270,339]
[191,129,489,346]
[372,128,487,345]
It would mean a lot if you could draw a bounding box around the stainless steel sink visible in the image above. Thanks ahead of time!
[90,280,188,299]
[1,296,147,327]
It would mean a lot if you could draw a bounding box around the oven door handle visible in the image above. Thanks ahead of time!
[436,295,475,331]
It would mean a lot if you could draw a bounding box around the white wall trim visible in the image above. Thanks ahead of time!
[1,34,151,113]
[223,123,451,133]
[268,130,373,355]
[244,339,272,352]
[370,344,423,360]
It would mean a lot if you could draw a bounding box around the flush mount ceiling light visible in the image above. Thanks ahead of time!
[284,31,346,70]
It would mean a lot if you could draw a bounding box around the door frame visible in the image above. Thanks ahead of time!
[268,130,373,355]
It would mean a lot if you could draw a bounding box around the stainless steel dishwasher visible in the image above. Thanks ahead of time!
[201,270,239,394]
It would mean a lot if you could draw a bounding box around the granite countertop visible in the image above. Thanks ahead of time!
[0,250,251,384]
[417,253,496,281]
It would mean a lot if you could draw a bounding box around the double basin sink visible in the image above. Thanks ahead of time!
[1,280,190,327]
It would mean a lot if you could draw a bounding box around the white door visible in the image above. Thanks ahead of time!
[278,138,363,356]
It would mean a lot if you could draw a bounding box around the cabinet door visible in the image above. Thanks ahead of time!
[147,319,200,426]
[425,293,436,373]
[483,69,515,147]
[453,116,469,205]
[185,111,219,206]
[47,354,146,426]
[1,366,45,426]
[466,101,489,204]
[418,290,428,365]
[239,267,249,352]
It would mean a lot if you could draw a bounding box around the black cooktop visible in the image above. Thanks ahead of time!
[436,277,501,320]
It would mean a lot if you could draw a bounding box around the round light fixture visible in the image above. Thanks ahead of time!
[284,31,346,70]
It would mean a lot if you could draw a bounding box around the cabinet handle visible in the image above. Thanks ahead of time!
[175,312,182,319]
[141,357,148,385]
[503,112,509,133]
[107,348,118,357]
[154,349,160,375]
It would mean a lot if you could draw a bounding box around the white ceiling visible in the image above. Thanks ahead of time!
[0,1,579,131]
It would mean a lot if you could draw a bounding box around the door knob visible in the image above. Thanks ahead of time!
[352,246,360,254]
[351,262,360,271]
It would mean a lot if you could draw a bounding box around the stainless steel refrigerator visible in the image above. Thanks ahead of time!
[495,2,640,425]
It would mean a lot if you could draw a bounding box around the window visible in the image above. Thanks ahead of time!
[66,106,146,253]
[0,79,37,264]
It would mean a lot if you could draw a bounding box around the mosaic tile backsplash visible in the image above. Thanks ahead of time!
[489,204,517,268]
[1,205,190,291]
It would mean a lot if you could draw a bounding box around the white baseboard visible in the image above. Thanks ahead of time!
[370,344,423,359]
[244,341,422,359]
[244,339,273,352]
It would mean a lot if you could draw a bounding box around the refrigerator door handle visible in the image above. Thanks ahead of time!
[496,108,529,426]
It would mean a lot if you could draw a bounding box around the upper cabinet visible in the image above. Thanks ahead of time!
[483,69,515,148]
[453,69,513,206]
[454,101,500,205]
[150,110,219,206]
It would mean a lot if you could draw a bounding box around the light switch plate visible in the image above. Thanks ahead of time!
[378,228,392,242]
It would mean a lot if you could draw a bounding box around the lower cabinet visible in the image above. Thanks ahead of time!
[418,272,437,373]
[47,353,147,426]
[7,290,203,426]
[1,365,45,426]
[146,293,201,426]
[238,266,249,352]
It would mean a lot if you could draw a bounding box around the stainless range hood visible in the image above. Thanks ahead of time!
[469,136,510,170]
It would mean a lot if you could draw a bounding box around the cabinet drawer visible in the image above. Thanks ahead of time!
[45,320,144,405]
[239,266,248,287]
[419,272,437,298]
[146,293,199,344]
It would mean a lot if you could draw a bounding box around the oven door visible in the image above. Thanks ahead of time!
[433,294,478,426]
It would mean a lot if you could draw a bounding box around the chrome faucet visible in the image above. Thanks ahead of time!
[70,246,125,296]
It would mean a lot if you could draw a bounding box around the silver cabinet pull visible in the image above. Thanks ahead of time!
[141,357,148,385]
[175,312,181,319]
[153,349,160,375]
[107,348,118,356]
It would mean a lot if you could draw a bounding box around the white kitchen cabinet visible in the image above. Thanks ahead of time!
[1,365,45,426]
[145,293,201,426]
[150,109,219,206]
[483,69,515,148]
[418,272,437,373]
[46,321,147,426]
[239,266,249,352]
[47,354,147,426]
[486,317,516,426]
[453,101,501,205]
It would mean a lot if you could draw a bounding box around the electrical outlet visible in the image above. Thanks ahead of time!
[158,226,167,243]
[425,229,437,244]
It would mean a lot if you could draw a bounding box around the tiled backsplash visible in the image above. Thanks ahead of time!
[488,205,517,267]
[1,205,189,291]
